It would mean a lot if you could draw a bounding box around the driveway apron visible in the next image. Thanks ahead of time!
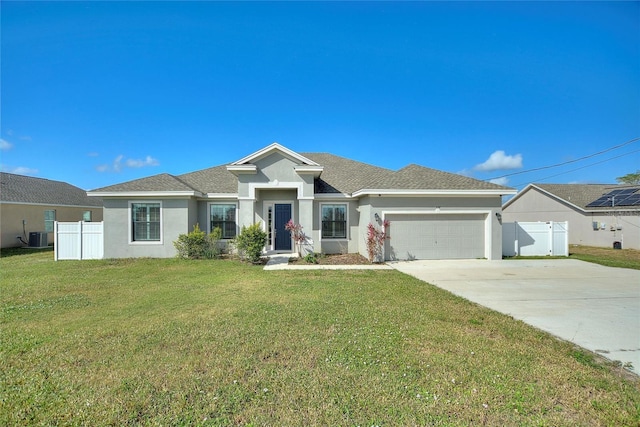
[389,259,640,374]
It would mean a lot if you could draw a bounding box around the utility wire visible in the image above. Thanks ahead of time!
[511,148,640,189]
[488,136,639,180]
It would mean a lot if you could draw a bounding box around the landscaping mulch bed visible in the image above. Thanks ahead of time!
[288,253,371,265]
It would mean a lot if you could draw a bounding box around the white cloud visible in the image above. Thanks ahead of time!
[0,138,13,151]
[489,177,509,186]
[96,154,159,173]
[1,165,39,175]
[113,155,124,172]
[474,150,523,172]
[126,156,159,168]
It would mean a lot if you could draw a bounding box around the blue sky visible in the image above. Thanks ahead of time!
[1,1,638,191]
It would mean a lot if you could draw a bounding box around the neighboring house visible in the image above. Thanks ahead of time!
[0,173,104,249]
[502,183,640,250]
[88,143,515,260]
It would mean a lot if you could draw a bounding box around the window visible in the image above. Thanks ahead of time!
[83,211,92,222]
[267,206,273,246]
[131,203,161,242]
[321,204,347,239]
[210,204,237,239]
[44,210,56,232]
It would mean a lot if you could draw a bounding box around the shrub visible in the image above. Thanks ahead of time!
[366,220,390,263]
[174,224,222,259]
[233,223,267,264]
[304,252,319,264]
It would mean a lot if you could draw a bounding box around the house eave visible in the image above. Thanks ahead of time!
[352,189,517,197]
[88,191,201,198]
[294,165,324,177]
[226,164,258,174]
[205,193,239,199]
[0,200,103,208]
[314,192,353,199]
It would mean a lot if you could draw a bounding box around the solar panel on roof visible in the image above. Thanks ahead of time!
[616,194,640,206]
[586,197,614,207]
[585,187,640,208]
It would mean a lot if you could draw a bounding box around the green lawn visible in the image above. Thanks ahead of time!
[1,251,638,426]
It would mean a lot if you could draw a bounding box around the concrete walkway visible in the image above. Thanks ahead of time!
[264,253,392,270]
[389,259,640,373]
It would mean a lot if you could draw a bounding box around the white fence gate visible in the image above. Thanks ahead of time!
[54,221,104,260]
[502,221,568,257]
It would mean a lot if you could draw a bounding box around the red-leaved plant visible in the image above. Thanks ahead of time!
[366,219,390,263]
[285,219,306,256]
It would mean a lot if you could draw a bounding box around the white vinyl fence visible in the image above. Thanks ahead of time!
[54,221,104,260]
[503,221,568,257]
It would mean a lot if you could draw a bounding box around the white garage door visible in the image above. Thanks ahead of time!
[385,214,485,260]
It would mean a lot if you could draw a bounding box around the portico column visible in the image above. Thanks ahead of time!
[298,198,314,255]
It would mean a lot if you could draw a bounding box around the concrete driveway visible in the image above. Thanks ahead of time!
[389,259,639,374]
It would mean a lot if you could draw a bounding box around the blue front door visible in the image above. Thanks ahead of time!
[274,204,292,251]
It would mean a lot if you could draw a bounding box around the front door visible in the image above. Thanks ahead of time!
[274,203,292,251]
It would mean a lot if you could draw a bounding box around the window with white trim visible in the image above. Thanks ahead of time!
[44,210,56,232]
[210,204,237,239]
[82,211,92,222]
[131,203,161,241]
[321,204,347,239]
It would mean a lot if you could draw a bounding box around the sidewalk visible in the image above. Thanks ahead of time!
[264,253,392,271]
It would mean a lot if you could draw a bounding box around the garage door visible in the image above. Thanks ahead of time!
[385,214,485,260]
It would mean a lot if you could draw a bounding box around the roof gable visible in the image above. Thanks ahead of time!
[230,142,320,167]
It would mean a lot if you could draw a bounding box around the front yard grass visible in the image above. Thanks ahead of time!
[569,245,640,270]
[1,251,639,426]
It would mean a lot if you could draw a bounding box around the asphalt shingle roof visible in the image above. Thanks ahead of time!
[179,166,238,194]
[91,152,513,195]
[92,173,198,193]
[533,183,640,211]
[390,164,511,190]
[1,173,103,207]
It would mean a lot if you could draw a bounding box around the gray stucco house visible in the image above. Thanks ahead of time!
[88,143,515,260]
[502,183,640,250]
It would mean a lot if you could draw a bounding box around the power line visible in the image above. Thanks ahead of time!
[511,148,640,188]
[488,137,640,180]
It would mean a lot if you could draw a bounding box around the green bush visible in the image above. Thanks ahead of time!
[233,223,267,264]
[174,224,222,259]
[304,252,319,264]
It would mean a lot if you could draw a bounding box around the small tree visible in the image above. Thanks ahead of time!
[284,219,306,256]
[616,170,640,185]
[366,219,390,263]
[233,223,267,264]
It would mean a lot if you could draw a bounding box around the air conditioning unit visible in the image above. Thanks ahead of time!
[29,232,48,247]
